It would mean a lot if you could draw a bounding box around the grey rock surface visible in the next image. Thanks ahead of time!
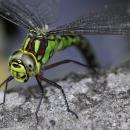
[0,61,130,130]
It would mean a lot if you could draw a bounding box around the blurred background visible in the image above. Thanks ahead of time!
[0,0,130,87]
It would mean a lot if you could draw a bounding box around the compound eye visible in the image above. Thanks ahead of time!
[22,54,35,71]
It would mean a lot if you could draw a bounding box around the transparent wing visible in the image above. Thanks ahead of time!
[0,0,59,30]
[49,3,130,35]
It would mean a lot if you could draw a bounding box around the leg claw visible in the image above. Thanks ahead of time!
[67,109,78,119]
[0,102,4,106]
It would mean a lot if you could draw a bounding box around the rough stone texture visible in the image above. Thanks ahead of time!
[1,61,130,130]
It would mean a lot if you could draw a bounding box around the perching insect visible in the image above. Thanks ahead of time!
[0,0,130,123]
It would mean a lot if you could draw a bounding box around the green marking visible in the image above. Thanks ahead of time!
[41,35,81,64]
[49,39,56,51]
[23,37,30,50]
[57,39,63,50]
[42,42,53,64]
[48,35,55,40]
[34,40,40,53]
[62,37,68,48]
[75,36,80,43]
[67,37,73,45]
[38,55,42,61]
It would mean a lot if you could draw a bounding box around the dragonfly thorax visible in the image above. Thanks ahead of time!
[8,49,41,83]
[30,24,49,37]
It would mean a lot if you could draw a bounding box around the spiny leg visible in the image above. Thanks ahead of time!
[35,75,45,124]
[37,74,78,119]
[0,76,13,105]
[43,59,89,71]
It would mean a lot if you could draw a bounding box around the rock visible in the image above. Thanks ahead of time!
[0,62,130,130]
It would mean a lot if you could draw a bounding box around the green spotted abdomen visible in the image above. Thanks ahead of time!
[41,35,81,64]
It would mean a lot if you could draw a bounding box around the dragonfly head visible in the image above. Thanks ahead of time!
[8,49,40,83]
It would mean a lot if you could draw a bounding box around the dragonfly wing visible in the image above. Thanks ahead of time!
[49,2,130,35]
[0,0,60,31]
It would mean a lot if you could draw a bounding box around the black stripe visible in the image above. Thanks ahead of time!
[36,37,48,62]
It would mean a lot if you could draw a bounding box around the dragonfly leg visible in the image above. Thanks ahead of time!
[37,74,78,119]
[0,76,13,105]
[35,75,45,124]
[43,59,89,71]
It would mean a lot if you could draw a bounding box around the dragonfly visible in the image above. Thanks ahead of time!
[0,0,130,123]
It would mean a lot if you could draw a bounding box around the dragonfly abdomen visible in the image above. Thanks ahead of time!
[76,37,100,70]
